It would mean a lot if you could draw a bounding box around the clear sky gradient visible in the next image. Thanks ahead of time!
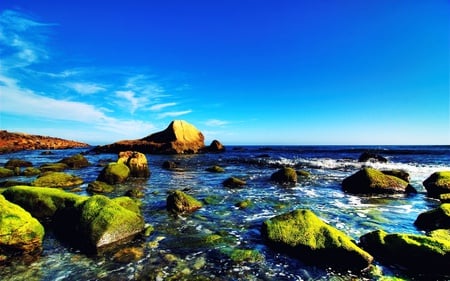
[0,1,448,145]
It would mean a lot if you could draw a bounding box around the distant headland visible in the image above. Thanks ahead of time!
[0,130,90,154]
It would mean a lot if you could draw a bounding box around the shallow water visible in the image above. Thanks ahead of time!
[1,145,449,280]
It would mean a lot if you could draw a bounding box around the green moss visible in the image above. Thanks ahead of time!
[0,194,44,256]
[270,167,297,184]
[87,181,114,194]
[423,171,450,198]
[206,165,225,173]
[0,167,14,178]
[429,229,450,241]
[365,168,408,188]
[31,172,84,188]
[415,203,450,230]
[433,171,450,186]
[296,170,311,178]
[235,199,252,209]
[111,196,141,214]
[97,162,130,184]
[4,159,32,169]
[203,195,222,205]
[80,195,144,249]
[222,248,264,263]
[440,193,450,203]
[262,209,372,271]
[59,154,90,169]
[2,185,87,219]
[166,190,203,214]
[39,163,69,172]
[21,167,41,177]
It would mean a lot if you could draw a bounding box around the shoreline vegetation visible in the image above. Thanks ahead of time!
[1,120,450,280]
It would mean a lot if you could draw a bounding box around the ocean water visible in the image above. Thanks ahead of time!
[0,145,449,280]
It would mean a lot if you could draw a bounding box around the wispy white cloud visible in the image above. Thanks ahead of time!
[205,119,229,127]
[150,102,176,111]
[68,82,106,95]
[157,110,192,119]
[115,90,150,114]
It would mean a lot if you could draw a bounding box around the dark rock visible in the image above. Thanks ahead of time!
[381,169,410,182]
[223,177,246,188]
[358,152,388,163]
[270,167,297,185]
[206,140,225,153]
[0,167,14,178]
[360,229,450,275]
[206,165,225,173]
[4,159,33,169]
[423,171,450,199]
[87,181,114,194]
[414,203,450,231]
[162,161,178,170]
[166,190,203,214]
[342,168,413,194]
[59,154,90,169]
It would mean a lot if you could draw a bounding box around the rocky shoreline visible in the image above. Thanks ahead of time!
[0,130,90,154]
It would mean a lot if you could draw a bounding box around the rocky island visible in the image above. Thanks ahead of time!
[0,130,89,154]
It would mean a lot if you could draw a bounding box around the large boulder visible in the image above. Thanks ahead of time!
[4,159,33,170]
[414,203,450,231]
[360,229,450,275]
[342,167,415,194]
[97,162,130,184]
[261,209,373,271]
[3,186,87,219]
[118,151,150,178]
[423,171,450,199]
[76,195,145,251]
[93,120,208,154]
[0,194,44,262]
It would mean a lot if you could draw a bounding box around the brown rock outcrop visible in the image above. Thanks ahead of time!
[0,130,89,154]
[94,120,210,154]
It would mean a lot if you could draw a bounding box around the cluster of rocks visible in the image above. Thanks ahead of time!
[93,120,225,154]
[0,130,89,154]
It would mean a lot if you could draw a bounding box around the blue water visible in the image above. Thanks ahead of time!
[1,145,449,280]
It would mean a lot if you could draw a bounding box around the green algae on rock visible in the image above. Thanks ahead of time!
[206,165,225,173]
[59,154,90,169]
[261,209,373,271]
[270,167,297,185]
[414,203,450,231]
[31,172,84,188]
[87,180,114,194]
[39,162,69,172]
[21,167,41,177]
[97,162,130,184]
[0,194,44,262]
[3,185,87,219]
[166,190,203,214]
[223,177,246,188]
[342,167,414,194]
[359,229,450,275]
[0,167,14,178]
[423,171,450,198]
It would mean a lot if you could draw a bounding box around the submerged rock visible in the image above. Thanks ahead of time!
[4,159,33,170]
[414,203,450,231]
[342,167,415,194]
[0,167,14,178]
[223,177,246,188]
[166,190,203,214]
[360,229,450,275]
[423,171,450,199]
[0,194,44,262]
[358,152,388,163]
[87,181,114,194]
[261,209,373,271]
[39,162,69,172]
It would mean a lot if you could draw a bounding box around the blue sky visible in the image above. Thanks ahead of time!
[0,1,448,145]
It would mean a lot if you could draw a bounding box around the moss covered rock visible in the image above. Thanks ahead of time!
[440,193,450,204]
[77,195,145,250]
[3,186,87,219]
[166,190,203,214]
[414,203,450,231]
[87,181,114,194]
[0,167,14,178]
[342,167,414,194]
[59,154,90,169]
[223,177,246,188]
[206,165,225,173]
[39,162,69,172]
[359,229,450,275]
[0,194,44,261]
[97,162,130,184]
[31,172,83,188]
[270,167,297,185]
[423,171,450,199]
[261,209,373,271]
[21,167,41,177]
[118,151,150,178]
[4,159,33,170]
